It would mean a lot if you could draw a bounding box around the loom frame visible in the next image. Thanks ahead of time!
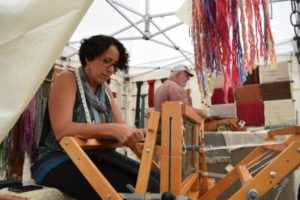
[60,101,300,200]
[199,126,300,200]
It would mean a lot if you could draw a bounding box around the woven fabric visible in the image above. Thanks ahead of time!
[208,104,237,119]
[211,88,234,105]
[260,81,291,101]
[235,84,261,103]
[204,132,230,164]
[259,62,290,83]
[236,101,264,126]
[264,99,295,127]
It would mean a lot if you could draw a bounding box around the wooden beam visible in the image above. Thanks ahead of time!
[237,165,252,185]
[229,142,300,200]
[135,111,160,194]
[268,126,299,136]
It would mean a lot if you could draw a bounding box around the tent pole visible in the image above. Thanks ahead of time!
[145,0,151,38]
[110,0,144,17]
[150,12,176,18]
[117,36,144,41]
[105,0,146,37]
[111,19,144,36]
[151,22,183,37]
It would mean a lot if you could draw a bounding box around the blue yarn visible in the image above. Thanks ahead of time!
[234,0,247,84]
[204,0,216,24]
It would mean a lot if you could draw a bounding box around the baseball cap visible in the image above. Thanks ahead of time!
[171,64,194,77]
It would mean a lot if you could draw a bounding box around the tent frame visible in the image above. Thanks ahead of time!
[106,0,194,66]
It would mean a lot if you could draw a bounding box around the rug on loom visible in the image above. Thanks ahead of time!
[204,132,231,164]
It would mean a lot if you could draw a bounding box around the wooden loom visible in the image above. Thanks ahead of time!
[60,101,300,200]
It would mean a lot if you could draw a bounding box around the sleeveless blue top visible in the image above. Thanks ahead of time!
[31,74,113,183]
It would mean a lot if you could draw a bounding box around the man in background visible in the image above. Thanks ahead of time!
[154,64,208,118]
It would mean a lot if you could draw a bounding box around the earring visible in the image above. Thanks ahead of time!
[85,65,90,72]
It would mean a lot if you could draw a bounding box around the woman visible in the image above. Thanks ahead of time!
[31,35,159,199]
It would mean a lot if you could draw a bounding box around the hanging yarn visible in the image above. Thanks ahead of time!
[191,0,277,99]
[19,93,37,155]
[18,88,44,155]
[0,129,14,180]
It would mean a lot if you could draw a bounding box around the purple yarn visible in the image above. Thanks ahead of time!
[19,95,37,154]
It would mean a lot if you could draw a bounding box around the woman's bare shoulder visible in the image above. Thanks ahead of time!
[54,70,76,83]
[51,70,77,91]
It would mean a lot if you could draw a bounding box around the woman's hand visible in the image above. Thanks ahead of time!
[112,124,146,147]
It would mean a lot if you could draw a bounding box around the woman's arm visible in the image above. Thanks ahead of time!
[103,82,124,124]
[48,71,144,146]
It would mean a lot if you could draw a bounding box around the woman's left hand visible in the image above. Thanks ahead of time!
[133,128,146,143]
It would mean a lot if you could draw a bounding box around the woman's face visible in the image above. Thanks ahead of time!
[86,45,120,85]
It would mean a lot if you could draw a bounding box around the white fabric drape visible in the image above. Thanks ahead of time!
[0,0,93,143]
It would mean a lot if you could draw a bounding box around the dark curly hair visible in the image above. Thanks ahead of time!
[79,35,129,73]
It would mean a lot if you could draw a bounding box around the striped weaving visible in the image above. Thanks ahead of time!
[264,99,295,127]
[235,84,261,103]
